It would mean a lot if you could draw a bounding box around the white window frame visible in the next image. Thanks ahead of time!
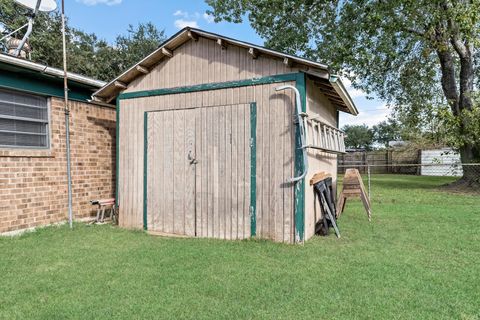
[0,89,51,150]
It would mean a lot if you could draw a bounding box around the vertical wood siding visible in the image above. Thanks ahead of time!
[117,37,313,242]
[146,104,253,239]
[119,82,296,242]
[125,37,297,93]
[304,78,339,240]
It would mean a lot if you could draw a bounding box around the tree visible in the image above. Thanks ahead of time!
[67,23,166,81]
[342,124,374,150]
[115,23,165,73]
[0,0,65,67]
[0,0,165,81]
[206,0,480,185]
[372,119,402,148]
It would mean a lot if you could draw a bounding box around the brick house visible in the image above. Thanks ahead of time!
[0,53,116,234]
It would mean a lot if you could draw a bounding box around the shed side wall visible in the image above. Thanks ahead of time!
[304,78,339,240]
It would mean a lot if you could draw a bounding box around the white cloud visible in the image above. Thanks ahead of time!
[340,103,391,127]
[174,19,199,29]
[173,10,202,29]
[203,13,215,23]
[174,10,186,17]
[76,0,122,6]
[174,10,200,19]
[342,77,365,99]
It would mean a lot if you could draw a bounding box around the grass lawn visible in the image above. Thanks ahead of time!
[1,175,479,319]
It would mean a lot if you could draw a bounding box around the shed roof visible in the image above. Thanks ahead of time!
[93,27,358,115]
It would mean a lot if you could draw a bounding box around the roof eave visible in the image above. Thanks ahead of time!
[0,53,105,88]
[93,27,332,102]
[93,27,191,101]
[329,75,359,116]
[189,28,329,70]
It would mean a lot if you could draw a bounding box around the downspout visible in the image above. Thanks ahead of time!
[275,85,308,182]
[61,0,73,229]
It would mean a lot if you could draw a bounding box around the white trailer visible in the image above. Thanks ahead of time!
[420,148,463,176]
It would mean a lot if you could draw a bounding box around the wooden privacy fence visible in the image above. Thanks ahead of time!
[338,150,421,174]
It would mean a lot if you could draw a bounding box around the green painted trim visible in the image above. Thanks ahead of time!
[143,112,148,230]
[118,73,299,100]
[0,72,94,103]
[121,71,307,240]
[249,102,257,237]
[115,99,120,206]
[294,72,306,242]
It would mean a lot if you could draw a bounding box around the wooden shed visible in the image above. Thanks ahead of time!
[93,28,358,243]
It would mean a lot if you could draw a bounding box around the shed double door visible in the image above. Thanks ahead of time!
[146,103,254,239]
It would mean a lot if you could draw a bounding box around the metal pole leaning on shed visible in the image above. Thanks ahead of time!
[61,0,73,229]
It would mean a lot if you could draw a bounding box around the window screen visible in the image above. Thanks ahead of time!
[0,88,49,148]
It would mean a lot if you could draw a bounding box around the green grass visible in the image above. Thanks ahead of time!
[1,175,479,319]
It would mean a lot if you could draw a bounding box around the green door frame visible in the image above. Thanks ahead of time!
[143,103,258,236]
[116,72,307,241]
[249,102,257,237]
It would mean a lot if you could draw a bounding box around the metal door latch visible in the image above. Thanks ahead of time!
[188,150,198,164]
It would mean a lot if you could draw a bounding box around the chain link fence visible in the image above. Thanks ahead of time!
[337,163,480,200]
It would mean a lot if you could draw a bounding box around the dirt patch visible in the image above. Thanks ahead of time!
[438,178,480,195]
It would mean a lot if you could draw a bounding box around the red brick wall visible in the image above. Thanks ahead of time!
[0,97,116,233]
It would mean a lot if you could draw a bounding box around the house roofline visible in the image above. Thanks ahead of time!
[0,53,106,88]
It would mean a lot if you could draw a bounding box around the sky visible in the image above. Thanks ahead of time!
[65,0,390,127]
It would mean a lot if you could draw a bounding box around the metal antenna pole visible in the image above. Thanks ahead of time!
[14,0,41,56]
[62,0,73,229]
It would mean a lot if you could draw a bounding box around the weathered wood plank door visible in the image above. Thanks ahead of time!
[146,108,196,236]
[146,103,255,239]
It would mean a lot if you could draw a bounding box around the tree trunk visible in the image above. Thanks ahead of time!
[435,24,478,185]
[437,48,460,115]
[455,43,479,184]
[458,144,480,186]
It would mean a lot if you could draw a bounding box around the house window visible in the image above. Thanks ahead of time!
[0,88,49,149]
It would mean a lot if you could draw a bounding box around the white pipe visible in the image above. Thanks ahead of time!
[14,0,41,57]
[275,85,308,183]
[0,23,29,42]
[13,17,33,56]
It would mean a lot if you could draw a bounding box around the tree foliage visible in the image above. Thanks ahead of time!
[372,119,402,148]
[438,102,480,150]
[0,0,165,81]
[206,0,480,180]
[342,124,374,150]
